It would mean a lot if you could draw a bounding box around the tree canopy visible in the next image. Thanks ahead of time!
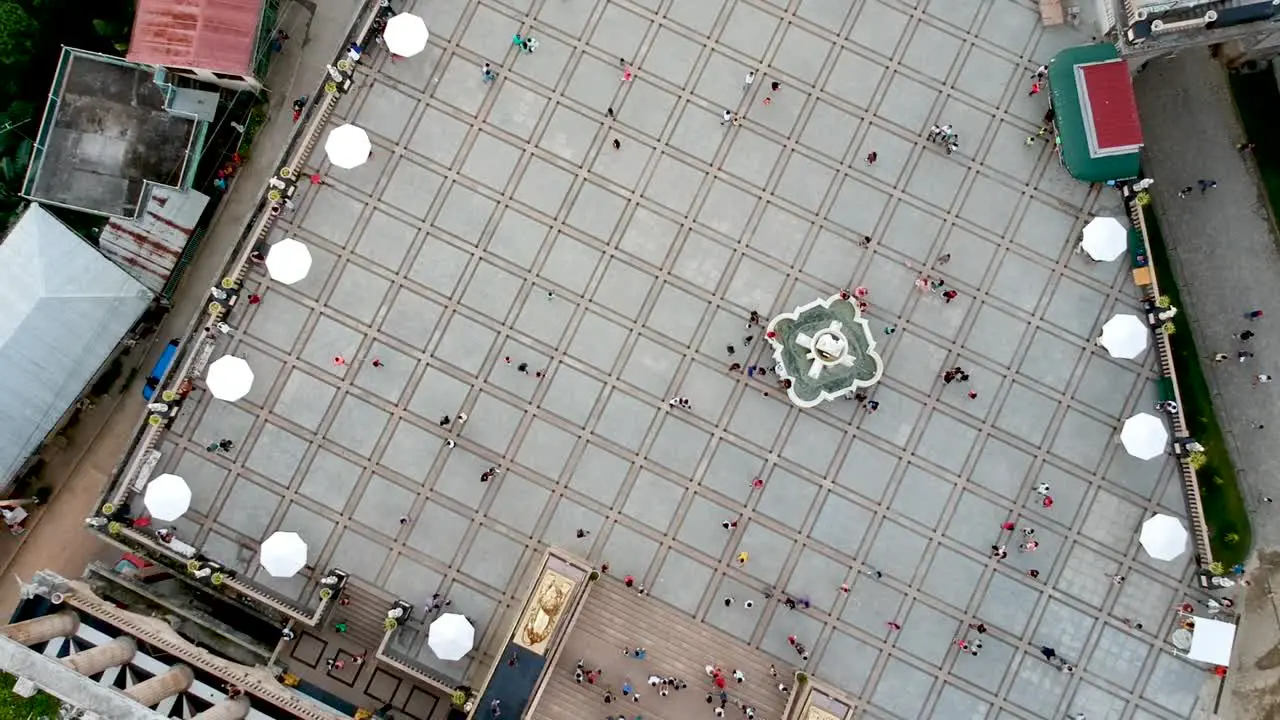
[0,0,135,232]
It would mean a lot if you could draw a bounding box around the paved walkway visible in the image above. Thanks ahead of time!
[1132,48,1280,718]
[0,0,363,614]
[142,0,1213,718]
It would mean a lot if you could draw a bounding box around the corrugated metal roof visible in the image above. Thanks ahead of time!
[99,188,210,294]
[126,0,265,77]
[0,205,152,485]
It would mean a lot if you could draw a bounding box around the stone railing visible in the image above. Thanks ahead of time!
[1123,188,1214,565]
[97,523,336,626]
[60,580,346,720]
[94,0,385,619]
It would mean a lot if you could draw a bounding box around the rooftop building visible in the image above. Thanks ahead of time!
[1100,0,1280,64]
[127,0,273,93]
[22,49,211,219]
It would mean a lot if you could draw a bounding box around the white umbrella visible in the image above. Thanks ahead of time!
[324,123,371,169]
[143,473,191,521]
[259,531,308,577]
[265,238,313,285]
[383,13,429,57]
[1099,313,1149,359]
[428,612,475,661]
[1081,217,1128,262]
[1140,513,1188,561]
[1121,412,1169,460]
[205,355,254,401]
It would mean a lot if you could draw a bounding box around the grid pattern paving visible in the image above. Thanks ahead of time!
[157,0,1209,717]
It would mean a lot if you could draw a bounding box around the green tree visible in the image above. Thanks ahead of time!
[0,1,37,68]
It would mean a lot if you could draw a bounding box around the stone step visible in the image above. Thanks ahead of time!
[328,580,394,652]
[545,579,790,718]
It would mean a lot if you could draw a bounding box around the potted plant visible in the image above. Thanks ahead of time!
[450,690,468,709]
[161,390,178,402]
[107,522,122,536]
[337,59,353,72]
[279,167,294,179]
[325,81,339,95]
[211,572,225,586]
[1208,561,1226,576]
[1156,295,1172,308]
[147,414,163,427]
[221,277,236,289]
[187,559,202,574]
[319,588,333,601]
[101,503,115,515]
[208,301,223,315]
[267,189,283,202]
[588,571,600,582]
[1188,451,1207,469]
[383,617,398,631]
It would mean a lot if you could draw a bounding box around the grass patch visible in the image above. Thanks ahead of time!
[1228,67,1280,234]
[1142,206,1251,567]
[0,672,62,719]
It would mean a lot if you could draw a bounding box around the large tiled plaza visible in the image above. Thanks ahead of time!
[158,0,1208,717]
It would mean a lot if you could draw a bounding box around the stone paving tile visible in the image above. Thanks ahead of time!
[158,0,1197,713]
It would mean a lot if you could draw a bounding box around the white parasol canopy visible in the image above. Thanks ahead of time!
[1121,412,1169,461]
[1185,616,1237,666]
[1139,513,1188,561]
[265,238,313,285]
[428,612,475,661]
[324,123,372,169]
[383,13,429,57]
[1099,313,1149,359]
[259,531,308,577]
[1081,216,1128,262]
[143,473,191,521]
[205,355,254,401]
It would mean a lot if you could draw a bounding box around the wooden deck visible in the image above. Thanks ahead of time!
[530,576,790,720]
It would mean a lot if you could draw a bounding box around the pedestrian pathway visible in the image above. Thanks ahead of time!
[129,0,1213,718]
[1132,48,1280,717]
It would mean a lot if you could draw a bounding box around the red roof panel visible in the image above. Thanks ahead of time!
[1080,60,1143,151]
[127,0,264,76]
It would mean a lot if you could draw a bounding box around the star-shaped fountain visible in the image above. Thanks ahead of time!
[765,294,885,407]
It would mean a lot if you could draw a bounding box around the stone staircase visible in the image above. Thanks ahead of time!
[532,578,789,720]
[331,580,394,655]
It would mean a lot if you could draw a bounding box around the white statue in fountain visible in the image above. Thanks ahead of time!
[764,293,885,408]
[794,321,858,379]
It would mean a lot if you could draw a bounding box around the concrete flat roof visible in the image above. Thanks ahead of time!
[24,49,198,218]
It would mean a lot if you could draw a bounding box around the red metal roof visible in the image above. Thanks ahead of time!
[1080,60,1143,151]
[127,0,264,76]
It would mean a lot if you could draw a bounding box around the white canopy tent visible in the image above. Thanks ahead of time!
[265,239,313,285]
[1099,313,1149,359]
[1139,513,1187,561]
[428,613,475,661]
[205,355,254,401]
[143,473,191,521]
[383,13,429,56]
[1081,216,1128,262]
[1121,412,1169,461]
[1182,616,1236,666]
[324,124,372,169]
[259,531,308,578]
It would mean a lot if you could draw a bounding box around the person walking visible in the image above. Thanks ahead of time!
[743,71,755,90]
